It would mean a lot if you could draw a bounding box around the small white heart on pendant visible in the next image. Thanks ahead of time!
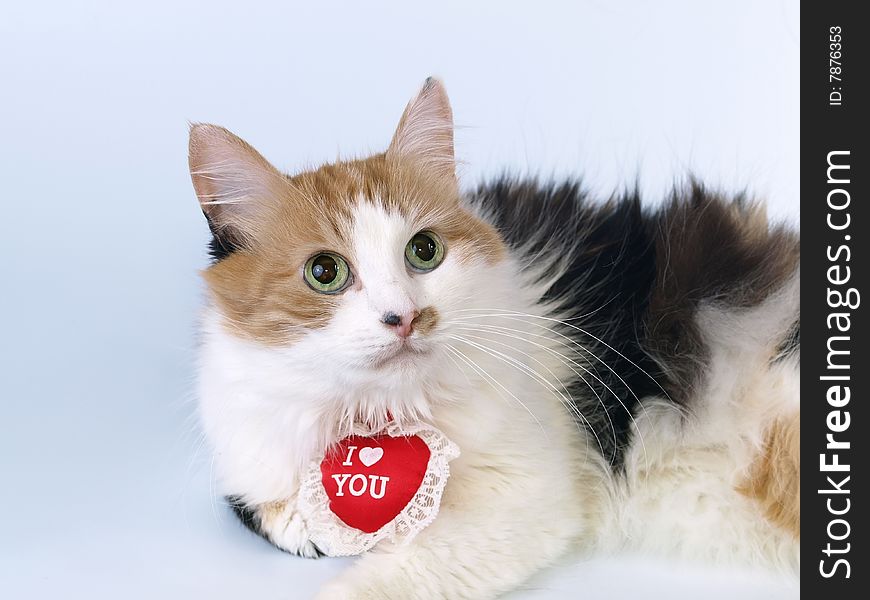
[358,447,384,467]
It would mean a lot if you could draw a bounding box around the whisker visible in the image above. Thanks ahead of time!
[447,311,661,425]
[451,324,619,464]
[450,308,671,403]
[448,334,607,459]
[442,345,474,388]
[445,315,651,470]
[443,343,549,441]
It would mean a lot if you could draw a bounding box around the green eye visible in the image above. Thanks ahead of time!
[405,231,445,272]
[304,253,351,293]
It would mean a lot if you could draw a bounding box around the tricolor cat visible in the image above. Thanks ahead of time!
[189,78,799,598]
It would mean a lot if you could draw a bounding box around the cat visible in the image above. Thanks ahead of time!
[189,77,800,599]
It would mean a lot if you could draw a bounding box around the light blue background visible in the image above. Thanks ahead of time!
[0,1,799,598]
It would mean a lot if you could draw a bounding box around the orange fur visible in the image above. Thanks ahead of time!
[412,306,440,336]
[739,413,801,538]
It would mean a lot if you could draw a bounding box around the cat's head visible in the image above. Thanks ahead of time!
[189,79,514,427]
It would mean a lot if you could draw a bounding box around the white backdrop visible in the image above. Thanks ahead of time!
[0,1,799,598]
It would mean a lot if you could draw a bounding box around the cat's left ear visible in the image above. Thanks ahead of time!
[387,77,456,181]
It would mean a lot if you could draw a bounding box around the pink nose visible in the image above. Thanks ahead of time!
[381,310,419,338]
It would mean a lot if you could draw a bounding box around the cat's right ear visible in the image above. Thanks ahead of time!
[188,123,288,250]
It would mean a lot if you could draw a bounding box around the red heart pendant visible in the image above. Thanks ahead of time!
[320,434,431,533]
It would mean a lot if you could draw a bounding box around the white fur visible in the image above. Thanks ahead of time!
[197,200,799,598]
[612,272,801,573]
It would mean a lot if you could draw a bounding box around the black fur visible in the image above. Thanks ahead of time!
[469,179,661,467]
[205,213,242,262]
[226,495,264,537]
[470,178,799,469]
[644,186,799,397]
[774,319,801,363]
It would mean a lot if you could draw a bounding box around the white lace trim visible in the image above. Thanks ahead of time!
[296,422,459,557]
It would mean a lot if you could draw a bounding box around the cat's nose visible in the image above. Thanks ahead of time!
[381,310,419,338]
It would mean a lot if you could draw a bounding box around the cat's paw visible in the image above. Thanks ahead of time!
[262,504,322,558]
[231,497,322,558]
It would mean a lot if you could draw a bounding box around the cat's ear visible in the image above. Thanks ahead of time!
[387,77,455,180]
[188,123,288,248]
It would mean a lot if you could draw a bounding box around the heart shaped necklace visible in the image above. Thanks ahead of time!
[296,422,459,556]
